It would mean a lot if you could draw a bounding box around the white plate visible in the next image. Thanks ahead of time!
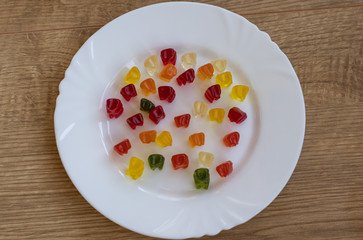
[54,2,305,239]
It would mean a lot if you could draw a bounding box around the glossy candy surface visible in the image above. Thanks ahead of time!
[216,161,233,177]
[216,71,232,89]
[188,132,205,148]
[106,98,123,119]
[140,98,155,112]
[223,132,240,147]
[231,85,249,102]
[144,55,158,76]
[126,113,144,129]
[158,86,176,103]
[174,114,191,128]
[193,101,209,117]
[197,63,214,80]
[209,108,225,124]
[140,78,156,96]
[126,157,144,180]
[113,139,131,156]
[228,107,247,124]
[181,52,196,70]
[198,151,215,168]
[176,69,195,86]
[211,59,227,73]
[159,64,177,82]
[139,130,157,144]
[171,154,189,170]
[120,84,137,101]
[155,131,172,147]
[160,48,177,65]
[124,66,141,84]
[193,168,210,189]
[148,154,165,170]
[149,105,165,124]
[205,84,221,103]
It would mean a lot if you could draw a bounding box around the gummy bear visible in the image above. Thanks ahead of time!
[198,151,215,168]
[120,84,137,101]
[106,98,123,119]
[159,64,177,82]
[158,86,176,103]
[124,66,141,84]
[209,108,225,124]
[193,168,210,190]
[126,113,144,130]
[216,161,233,178]
[149,105,165,124]
[148,154,165,170]
[171,154,189,170]
[211,59,227,73]
[193,101,209,117]
[155,131,172,147]
[223,132,240,147]
[197,63,214,80]
[140,98,155,112]
[231,85,249,102]
[205,84,221,103]
[189,132,205,148]
[174,114,191,128]
[181,52,197,70]
[160,48,177,65]
[228,107,247,124]
[140,78,156,96]
[216,71,232,89]
[126,157,144,180]
[144,55,159,76]
[139,130,157,144]
[113,139,131,156]
[176,69,195,86]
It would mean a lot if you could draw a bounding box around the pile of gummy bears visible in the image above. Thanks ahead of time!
[106,48,249,190]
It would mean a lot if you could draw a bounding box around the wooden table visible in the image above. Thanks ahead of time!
[1,1,362,239]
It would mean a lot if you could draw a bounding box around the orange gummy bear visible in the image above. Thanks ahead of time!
[159,64,177,82]
[140,78,156,96]
[197,63,214,80]
[139,130,157,144]
[188,132,205,148]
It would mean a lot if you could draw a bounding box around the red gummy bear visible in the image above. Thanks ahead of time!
[171,154,189,170]
[205,84,221,103]
[126,113,144,129]
[120,84,137,101]
[176,69,195,86]
[223,132,240,147]
[216,161,233,177]
[228,107,247,124]
[106,98,123,119]
[158,86,176,103]
[149,105,165,124]
[160,48,177,65]
[174,114,191,128]
[113,139,131,156]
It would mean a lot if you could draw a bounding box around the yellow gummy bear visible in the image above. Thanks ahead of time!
[181,52,197,70]
[193,101,209,117]
[144,55,158,76]
[216,71,232,89]
[209,108,225,124]
[198,152,215,168]
[231,85,249,102]
[211,59,227,73]
[126,157,144,180]
[155,131,172,148]
[124,66,141,84]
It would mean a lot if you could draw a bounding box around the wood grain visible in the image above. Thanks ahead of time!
[0,1,362,239]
